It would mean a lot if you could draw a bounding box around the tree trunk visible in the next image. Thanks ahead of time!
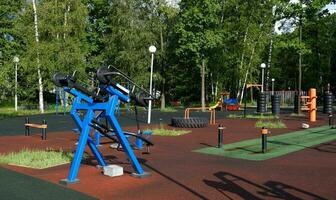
[64,2,70,40]
[297,17,302,114]
[266,5,276,94]
[236,28,249,99]
[211,73,214,102]
[201,59,206,112]
[239,32,262,104]
[160,25,166,110]
[32,0,44,113]
[236,14,252,99]
[266,38,273,92]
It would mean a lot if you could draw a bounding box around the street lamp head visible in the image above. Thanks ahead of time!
[271,78,275,82]
[149,45,156,54]
[260,63,266,69]
[13,56,19,63]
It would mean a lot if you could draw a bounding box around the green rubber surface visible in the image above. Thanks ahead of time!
[194,126,336,161]
[0,167,96,200]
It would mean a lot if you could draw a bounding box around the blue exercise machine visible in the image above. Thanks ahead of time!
[53,67,154,185]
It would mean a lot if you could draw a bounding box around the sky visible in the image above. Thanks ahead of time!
[325,3,336,14]
[167,0,336,14]
[275,2,336,34]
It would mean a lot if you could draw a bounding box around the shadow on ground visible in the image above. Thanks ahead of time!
[204,171,327,200]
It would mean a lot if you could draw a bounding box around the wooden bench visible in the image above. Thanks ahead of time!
[24,117,48,140]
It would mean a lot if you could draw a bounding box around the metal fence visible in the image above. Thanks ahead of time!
[265,91,308,107]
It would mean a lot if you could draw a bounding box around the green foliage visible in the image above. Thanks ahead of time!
[0,0,24,99]
[0,0,335,107]
[0,148,73,169]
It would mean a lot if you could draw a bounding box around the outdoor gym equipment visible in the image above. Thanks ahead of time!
[52,69,154,185]
[96,66,154,149]
[24,117,47,140]
[172,99,223,128]
[184,107,216,125]
[301,88,317,122]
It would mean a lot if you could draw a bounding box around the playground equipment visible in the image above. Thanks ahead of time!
[24,117,47,140]
[52,66,154,185]
[220,92,240,111]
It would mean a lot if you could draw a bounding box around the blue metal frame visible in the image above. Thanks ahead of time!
[60,85,148,185]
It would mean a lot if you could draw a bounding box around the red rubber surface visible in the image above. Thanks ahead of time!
[0,114,335,200]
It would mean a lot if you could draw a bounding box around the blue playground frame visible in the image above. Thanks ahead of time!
[60,85,149,185]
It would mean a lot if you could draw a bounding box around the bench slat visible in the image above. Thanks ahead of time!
[25,124,48,129]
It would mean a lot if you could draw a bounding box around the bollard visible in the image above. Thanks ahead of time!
[42,120,47,140]
[261,127,268,153]
[217,124,224,148]
[330,113,335,129]
[25,117,30,136]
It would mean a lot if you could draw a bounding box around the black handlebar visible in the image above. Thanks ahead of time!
[52,73,105,102]
[96,66,155,107]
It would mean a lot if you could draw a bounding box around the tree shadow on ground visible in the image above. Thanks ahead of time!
[204,171,327,200]
[139,158,209,200]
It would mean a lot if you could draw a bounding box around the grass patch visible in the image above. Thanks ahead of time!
[255,120,287,128]
[146,128,191,136]
[228,114,279,119]
[290,113,306,117]
[160,107,178,112]
[0,106,70,120]
[0,148,73,169]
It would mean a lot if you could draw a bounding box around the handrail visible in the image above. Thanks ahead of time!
[184,107,216,125]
